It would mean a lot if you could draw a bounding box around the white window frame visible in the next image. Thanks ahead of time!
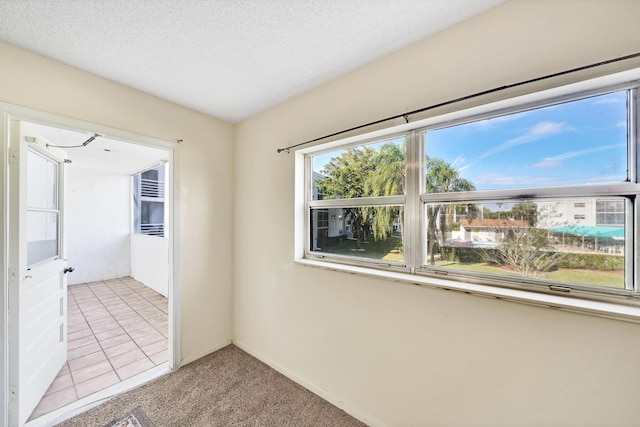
[305,132,409,271]
[132,163,166,237]
[295,68,640,322]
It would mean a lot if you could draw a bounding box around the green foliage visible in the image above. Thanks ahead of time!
[511,201,538,226]
[315,142,406,245]
[366,142,405,197]
[482,201,538,225]
[316,146,378,199]
[482,228,564,276]
[425,156,476,265]
[442,246,624,272]
[557,253,624,271]
[440,247,486,263]
[316,147,476,259]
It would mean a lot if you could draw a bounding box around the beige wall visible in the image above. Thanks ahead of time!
[234,1,640,426]
[0,41,234,362]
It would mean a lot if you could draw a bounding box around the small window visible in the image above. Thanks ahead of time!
[596,199,625,226]
[308,137,406,267]
[133,165,166,237]
[574,214,586,220]
[574,202,586,208]
[27,150,60,266]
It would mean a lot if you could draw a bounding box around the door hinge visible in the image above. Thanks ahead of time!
[10,386,17,400]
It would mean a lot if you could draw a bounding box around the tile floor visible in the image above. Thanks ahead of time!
[29,277,169,420]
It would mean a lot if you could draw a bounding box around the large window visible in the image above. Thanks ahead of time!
[302,75,640,306]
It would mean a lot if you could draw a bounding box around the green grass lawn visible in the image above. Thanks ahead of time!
[436,261,624,289]
[319,237,624,289]
[321,233,403,262]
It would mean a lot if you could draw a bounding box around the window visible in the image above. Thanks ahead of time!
[596,199,625,226]
[300,72,640,309]
[133,164,166,237]
[309,137,406,264]
[27,149,60,266]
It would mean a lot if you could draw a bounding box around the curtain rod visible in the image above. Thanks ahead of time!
[277,51,640,154]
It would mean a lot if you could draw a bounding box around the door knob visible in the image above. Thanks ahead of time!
[64,267,75,274]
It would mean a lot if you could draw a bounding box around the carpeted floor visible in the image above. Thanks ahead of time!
[56,344,368,427]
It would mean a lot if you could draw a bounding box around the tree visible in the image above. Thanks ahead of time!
[315,147,378,249]
[425,157,475,265]
[511,201,538,227]
[365,142,405,242]
[481,203,565,277]
[482,227,565,277]
[316,146,378,199]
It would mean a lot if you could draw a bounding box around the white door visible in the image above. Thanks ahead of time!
[8,120,68,426]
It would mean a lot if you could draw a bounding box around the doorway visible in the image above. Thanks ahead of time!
[3,115,179,427]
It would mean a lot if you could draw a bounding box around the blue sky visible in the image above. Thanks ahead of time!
[313,91,628,191]
[426,91,628,190]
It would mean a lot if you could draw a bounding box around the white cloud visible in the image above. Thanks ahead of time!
[451,155,466,168]
[593,97,622,105]
[473,173,553,186]
[533,143,625,168]
[478,121,573,159]
[471,112,525,129]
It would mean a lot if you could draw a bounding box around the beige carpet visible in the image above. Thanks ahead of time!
[56,345,368,427]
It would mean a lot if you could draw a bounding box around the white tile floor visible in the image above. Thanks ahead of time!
[29,277,169,420]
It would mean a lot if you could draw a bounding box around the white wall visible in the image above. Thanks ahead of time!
[66,167,131,285]
[0,41,234,362]
[131,234,169,297]
[234,1,640,426]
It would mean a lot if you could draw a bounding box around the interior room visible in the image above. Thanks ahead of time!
[18,122,171,420]
[2,1,640,426]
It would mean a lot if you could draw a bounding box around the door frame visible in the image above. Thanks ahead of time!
[1,104,181,427]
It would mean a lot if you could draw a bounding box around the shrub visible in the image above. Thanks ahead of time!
[557,252,624,271]
[440,247,487,263]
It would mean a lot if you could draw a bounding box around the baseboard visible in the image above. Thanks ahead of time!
[180,339,232,366]
[232,340,384,427]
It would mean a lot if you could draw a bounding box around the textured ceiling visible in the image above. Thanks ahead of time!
[0,0,504,123]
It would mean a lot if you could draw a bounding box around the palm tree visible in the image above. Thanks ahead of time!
[425,157,475,265]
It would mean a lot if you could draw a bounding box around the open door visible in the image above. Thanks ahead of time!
[8,120,68,426]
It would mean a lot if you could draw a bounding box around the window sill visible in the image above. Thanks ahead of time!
[294,258,640,324]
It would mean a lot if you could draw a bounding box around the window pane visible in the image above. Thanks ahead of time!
[425,198,626,289]
[27,210,59,266]
[310,206,404,263]
[312,137,405,200]
[424,91,628,191]
[596,199,625,226]
[27,150,58,209]
[133,165,166,237]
